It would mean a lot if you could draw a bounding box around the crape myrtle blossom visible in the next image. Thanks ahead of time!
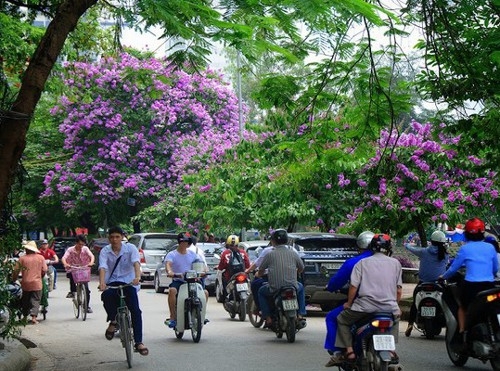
[42,53,244,213]
[336,120,498,226]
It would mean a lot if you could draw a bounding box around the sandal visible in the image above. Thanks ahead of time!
[105,322,117,341]
[134,343,149,356]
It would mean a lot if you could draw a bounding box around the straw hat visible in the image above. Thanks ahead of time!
[23,241,40,253]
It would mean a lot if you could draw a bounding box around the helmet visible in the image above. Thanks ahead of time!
[270,229,288,245]
[226,235,239,246]
[177,232,192,244]
[430,230,447,244]
[357,231,375,250]
[369,234,392,253]
[465,217,485,234]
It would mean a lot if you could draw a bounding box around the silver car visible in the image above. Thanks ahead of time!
[153,242,224,294]
[128,233,177,285]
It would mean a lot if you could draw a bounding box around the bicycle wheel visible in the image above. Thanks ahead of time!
[81,285,88,321]
[119,310,133,368]
[73,286,80,319]
[191,306,202,343]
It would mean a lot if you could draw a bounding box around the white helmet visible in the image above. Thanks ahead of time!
[430,230,447,244]
[357,231,375,250]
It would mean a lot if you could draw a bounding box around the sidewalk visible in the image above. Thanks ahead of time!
[0,338,31,371]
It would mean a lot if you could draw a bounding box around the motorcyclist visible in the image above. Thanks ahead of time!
[164,232,201,328]
[245,242,272,314]
[323,231,374,367]
[256,229,306,328]
[440,217,498,338]
[332,234,402,365]
[217,235,250,302]
[38,239,59,289]
[404,230,449,337]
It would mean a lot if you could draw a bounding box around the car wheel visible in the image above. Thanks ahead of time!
[154,274,164,293]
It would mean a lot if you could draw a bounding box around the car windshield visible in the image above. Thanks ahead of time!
[198,244,223,255]
[143,237,176,250]
[296,238,357,252]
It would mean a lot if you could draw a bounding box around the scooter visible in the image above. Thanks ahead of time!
[223,271,250,321]
[414,281,446,339]
[266,285,305,343]
[442,277,500,369]
[172,270,208,343]
[337,312,402,371]
[0,281,22,335]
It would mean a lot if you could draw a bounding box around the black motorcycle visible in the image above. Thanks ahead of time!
[223,271,250,321]
[265,285,305,343]
[442,278,500,370]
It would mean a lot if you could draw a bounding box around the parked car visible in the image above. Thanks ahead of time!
[48,236,78,271]
[287,232,359,312]
[128,233,178,285]
[88,237,109,274]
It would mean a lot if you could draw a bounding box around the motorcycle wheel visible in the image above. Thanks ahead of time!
[445,329,468,366]
[247,295,264,328]
[238,299,247,322]
[191,306,202,343]
[424,319,436,340]
[215,281,224,303]
[285,317,296,343]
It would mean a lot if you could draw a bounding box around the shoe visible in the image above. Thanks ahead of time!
[204,318,210,324]
[86,307,93,313]
[405,323,413,337]
[66,292,74,298]
[164,319,176,328]
[105,322,117,340]
[134,343,149,356]
[297,318,307,329]
[325,352,344,367]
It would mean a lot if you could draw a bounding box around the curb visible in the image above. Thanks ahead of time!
[0,339,31,371]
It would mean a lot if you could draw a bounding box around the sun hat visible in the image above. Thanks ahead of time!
[23,241,40,253]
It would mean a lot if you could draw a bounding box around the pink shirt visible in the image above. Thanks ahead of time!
[17,253,48,291]
[62,245,93,269]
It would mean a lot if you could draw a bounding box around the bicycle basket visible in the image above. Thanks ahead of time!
[71,266,91,283]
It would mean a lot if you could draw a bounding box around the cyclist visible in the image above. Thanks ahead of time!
[99,226,149,356]
[62,234,94,313]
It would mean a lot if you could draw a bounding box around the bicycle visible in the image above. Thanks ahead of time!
[107,284,134,368]
[70,265,91,321]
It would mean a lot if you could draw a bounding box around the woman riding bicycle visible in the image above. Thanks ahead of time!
[62,234,95,313]
[98,226,149,356]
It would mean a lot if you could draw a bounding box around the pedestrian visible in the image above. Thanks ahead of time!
[12,241,48,324]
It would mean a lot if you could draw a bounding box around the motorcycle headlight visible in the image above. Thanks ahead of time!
[185,270,198,279]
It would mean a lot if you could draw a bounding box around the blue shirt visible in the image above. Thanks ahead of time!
[442,240,498,281]
[326,250,373,292]
[164,249,200,281]
[99,242,140,289]
[405,244,449,282]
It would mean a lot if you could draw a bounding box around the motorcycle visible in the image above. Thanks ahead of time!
[413,281,446,339]
[171,270,208,343]
[0,281,22,335]
[337,312,402,371]
[265,285,305,343]
[223,271,250,321]
[442,277,500,369]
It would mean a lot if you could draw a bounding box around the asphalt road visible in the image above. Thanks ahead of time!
[19,275,493,371]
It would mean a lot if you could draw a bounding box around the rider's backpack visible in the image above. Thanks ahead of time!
[228,250,244,275]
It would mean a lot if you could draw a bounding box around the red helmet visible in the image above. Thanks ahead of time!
[465,218,485,234]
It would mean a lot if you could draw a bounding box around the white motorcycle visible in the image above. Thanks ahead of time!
[172,270,208,343]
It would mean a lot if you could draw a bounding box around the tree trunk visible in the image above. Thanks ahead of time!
[0,0,97,215]
[415,217,428,247]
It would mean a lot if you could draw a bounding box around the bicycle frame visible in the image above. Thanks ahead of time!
[108,284,134,368]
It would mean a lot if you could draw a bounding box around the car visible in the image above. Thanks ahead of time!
[127,233,178,285]
[153,242,224,294]
[48,236,78,271]
[88,237,109,274]
[287,232,359,312]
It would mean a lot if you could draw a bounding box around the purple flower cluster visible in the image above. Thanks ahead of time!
[41,53,244,209]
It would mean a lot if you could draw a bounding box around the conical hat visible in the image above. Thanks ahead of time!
[23,241,40,253]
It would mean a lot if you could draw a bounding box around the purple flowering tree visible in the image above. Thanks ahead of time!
[41,53,242,229]
[338,120,499,245]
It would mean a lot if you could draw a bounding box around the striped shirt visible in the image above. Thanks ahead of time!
[259,244,304,293]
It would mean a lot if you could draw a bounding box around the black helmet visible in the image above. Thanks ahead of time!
[177,232,192,244]
[271,229,288,245]
[369,234,392,254]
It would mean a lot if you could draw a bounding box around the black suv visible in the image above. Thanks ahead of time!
[287,232,358,311]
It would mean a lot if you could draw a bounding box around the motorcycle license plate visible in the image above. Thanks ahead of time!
[236,283,248,292]
[421,306,436,317]
[282,299,299,311]
[372,335,395,351]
